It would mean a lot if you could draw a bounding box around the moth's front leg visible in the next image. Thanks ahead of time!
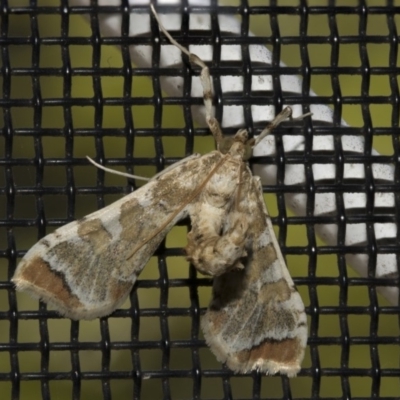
[186,210,248,276]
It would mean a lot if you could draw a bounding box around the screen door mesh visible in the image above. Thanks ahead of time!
[1,1,400,399]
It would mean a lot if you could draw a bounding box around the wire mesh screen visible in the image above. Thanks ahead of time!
[1,0,400,399]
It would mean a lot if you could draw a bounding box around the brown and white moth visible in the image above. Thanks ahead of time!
[12,5,308,377]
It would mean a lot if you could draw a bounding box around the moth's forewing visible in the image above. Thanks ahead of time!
[12,152,221,320]
[201,170,307,376]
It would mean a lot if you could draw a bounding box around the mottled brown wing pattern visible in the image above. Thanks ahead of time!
[201,167,307,376]
[13,152,222,320]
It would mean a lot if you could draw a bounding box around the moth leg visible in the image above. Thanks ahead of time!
[186,211,248,277]
[150,4,223,144]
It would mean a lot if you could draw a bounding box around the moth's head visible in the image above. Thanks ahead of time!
[218,129,256,161]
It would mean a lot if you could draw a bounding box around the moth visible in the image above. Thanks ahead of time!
[12,5,308,377]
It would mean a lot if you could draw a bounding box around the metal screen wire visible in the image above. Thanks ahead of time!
[1,1,400,399]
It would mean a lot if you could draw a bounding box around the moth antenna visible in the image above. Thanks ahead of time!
[150,4,224,147]
[86,156,150,182]
[254,108,312,146]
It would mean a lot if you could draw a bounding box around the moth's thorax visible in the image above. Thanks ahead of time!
[202,157,242,209]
